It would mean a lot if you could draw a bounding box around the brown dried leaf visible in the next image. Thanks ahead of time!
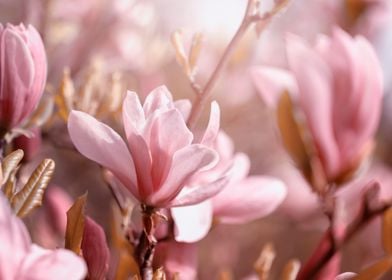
[153,267,166,280]
[218,269,233,280]
[24,94,54,129]
[78,71,97,114]
[188,32,203,75]
[11,159,55,218]
[111,203,139,279]
[277,92,311,177]
[281,259,301,280]
[107,72,124,113]
[254,243,276,280]
[65,193,87,255]
[1,149,24,185]
[3,170,16,200]
[55,68,75,121]
[115,251,139,280]
[353,257,392,280]
[383,207,392,255]
[171,30,191,76]
[271,0,290,14]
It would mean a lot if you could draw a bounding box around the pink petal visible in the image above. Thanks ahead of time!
[339,35,382,163]
[171,201,213,242]
[214,131,235,161]
[168,176,228,207]
[174,99,192,120]
[320,29,364,161]
[200,101,220,147]
[0,193,31,280]
[122,92,153,199]
[149,109,193,190]
[45,186,73,235]
[122,91,145,134]
[212,177,286,224]
[286,34,340,178]
[335,272,357,280]
[250,66,298,108]
[68,110,139,199]
[229,153,251,183]
[143,85,174,117]
[150,145,218,207]
[156,242,198,280]
[18,245,87,280]
[0,25,35,128]
[81,217,110,280]
[22,24,47,119]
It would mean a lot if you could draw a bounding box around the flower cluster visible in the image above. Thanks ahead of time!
[0,0,391,279]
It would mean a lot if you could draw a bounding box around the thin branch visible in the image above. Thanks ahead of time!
[186,0,289,130]
[297,185,391,280]
[134,205,158,280]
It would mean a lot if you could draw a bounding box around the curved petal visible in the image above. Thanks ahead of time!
[156,242,198,280]
[81,218,110,280]
[168,176,228,207]
[229,153,251,183]
[123,92,153,199]
[320,29,363,161]
[150,145,218,207]
[342,35,382,163]
[68,110,138,199]
[250,66,298,108]
[353,35,383,136]
[174,99,192,120]
[143,85,174,117]
[286,34,340,178]
[335,272,357,280]
[172,201,213,242]
[0,26,35,128]
[149,109,193,189]
[122,91,145,134]
[18,245,87,280]
[212,177,286,224]
[215,131,235,161]
[200,101,220,147]
[0,193,31,280]
[23,24,47,119]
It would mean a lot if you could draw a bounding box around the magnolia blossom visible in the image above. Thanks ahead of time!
[0,192,86,280]
[68,85,222,208]
[156,132,286,279]
[0,23,47,132]
[251,27,382,183]
[171,131,287,243]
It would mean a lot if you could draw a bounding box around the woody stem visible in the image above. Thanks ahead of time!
[135,205,157,280]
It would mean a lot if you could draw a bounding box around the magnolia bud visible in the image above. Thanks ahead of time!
[0,23,47,135]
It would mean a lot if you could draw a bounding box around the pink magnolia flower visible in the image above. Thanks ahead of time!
[0,192,86,280]
[171,132,287,242]
[251,27,383,183]
[68,85,221,208]
[0,23,47,133]
[156,133,287,278]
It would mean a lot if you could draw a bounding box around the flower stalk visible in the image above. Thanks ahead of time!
[135,205,158,280]
[297,183,392,279]
[186,0,289,129]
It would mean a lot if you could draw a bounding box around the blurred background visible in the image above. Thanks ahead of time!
[1,0,392,278]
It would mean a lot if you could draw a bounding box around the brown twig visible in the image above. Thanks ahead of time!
[134,205,158,280]
[186,0,289,130]
[297,183,391,280]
